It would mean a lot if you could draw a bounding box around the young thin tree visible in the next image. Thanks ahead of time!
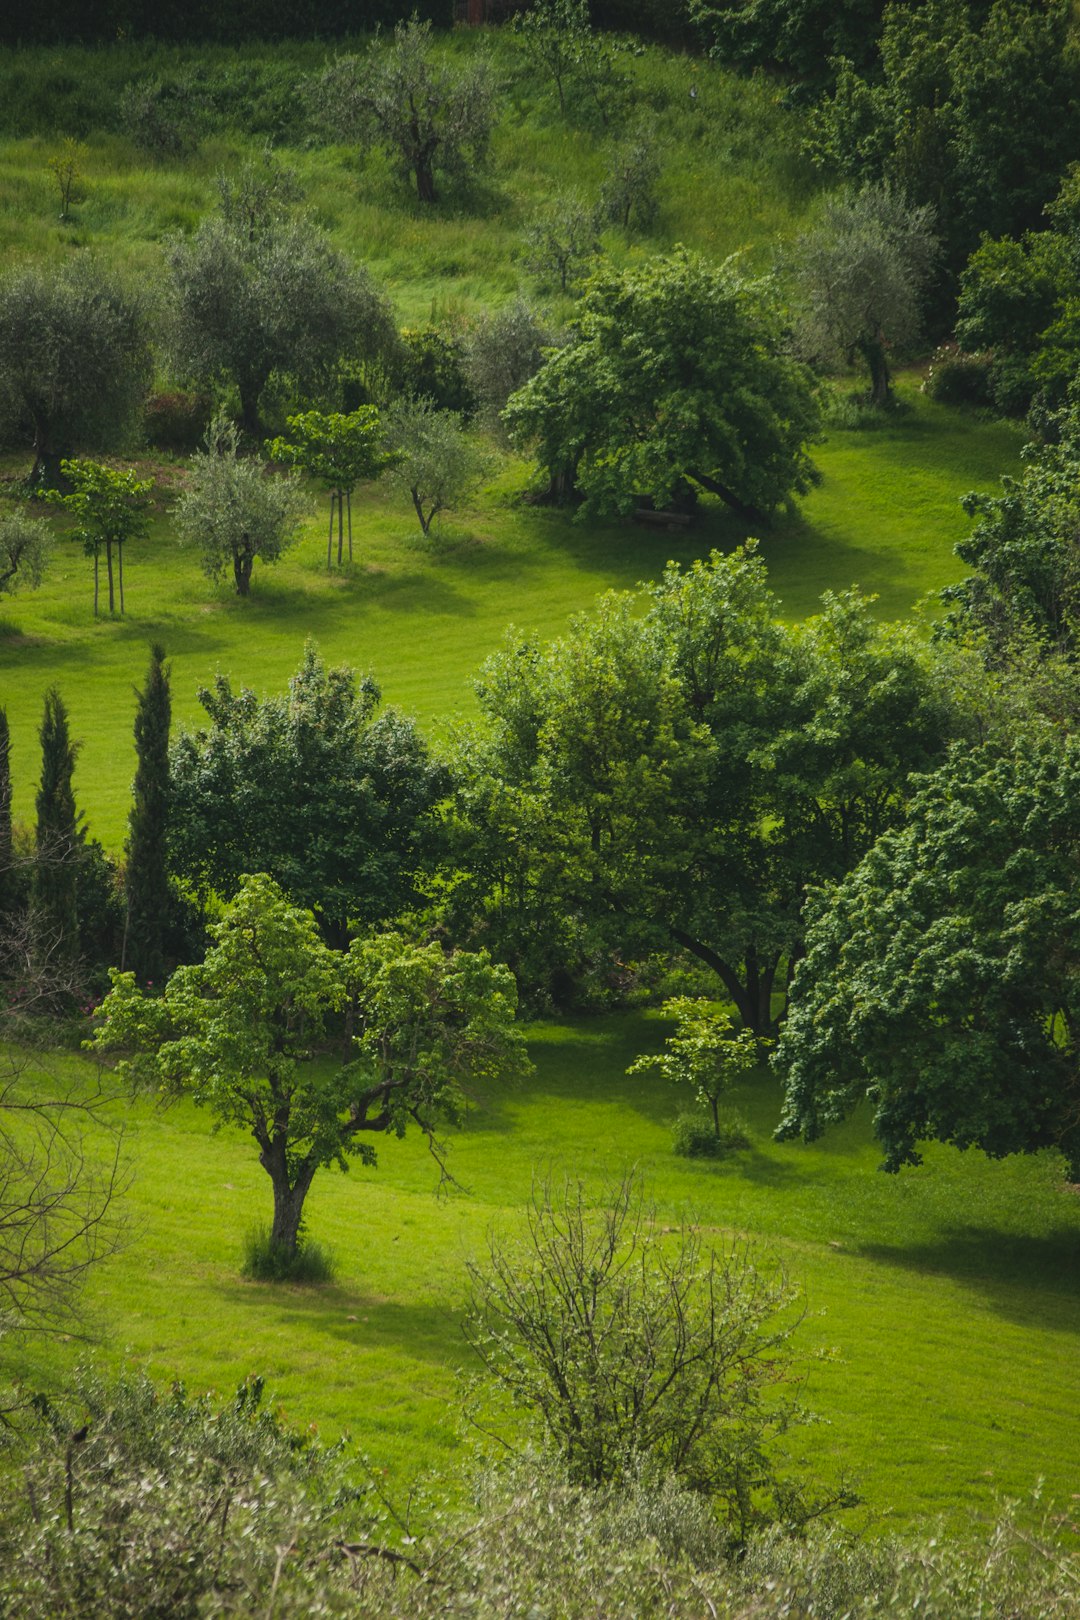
[46,459,152,616]
[385,397,489,535]
[175,413,310,597]
[266,408,390,568]
[123,643,171,986]
[31,687,82,963]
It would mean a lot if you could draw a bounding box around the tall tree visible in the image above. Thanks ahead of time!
[0,256,152,489]
[505,249,820,521]
[31,688,82,962]
[0,708,12,921]
[93,874,530,1263]
[788,186,938,406]
[776,733,1080,1179]
[167,216,394,439]
[124,644,171,986]
[46,459,153,617]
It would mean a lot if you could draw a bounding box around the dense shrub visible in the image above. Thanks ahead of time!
[671,1106,751,1158]
[921,345,995,408]
[143,391,213,454]
[242,1222,337,1283]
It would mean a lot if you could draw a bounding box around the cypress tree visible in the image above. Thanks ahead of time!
[124,643,171,983]
[32,686,81,959]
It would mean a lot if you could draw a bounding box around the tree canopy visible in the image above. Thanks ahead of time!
[0,256,152,488]
[168,642,447,946]
[504,249,821,522]
[776,734,1080,1178]
[93,873,530,1260]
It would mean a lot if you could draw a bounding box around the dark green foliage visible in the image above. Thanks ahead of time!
[921,344,994,407]
[168,642,447,943]
[119,73,204,157]
[776,732,1080,1178]
[0,257,153,488]
[75,838,124,985]
[940,405,1080,660]
[690,0,888,81]
[396,326,475,415]
[505,249,821,521]
[465,298,552,434]
[125,644,171,988]
[806,0,1080,284]
[143,390,213,453]
[31,688,81,963]
[0,0,453,49]
[167,209,395,438]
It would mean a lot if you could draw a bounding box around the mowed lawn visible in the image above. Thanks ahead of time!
[0,384,1024,848]
[18,1010,1080,1536]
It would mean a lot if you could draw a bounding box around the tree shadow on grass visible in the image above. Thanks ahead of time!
[852,1227,1080,1331]
[213,1280,465,1368]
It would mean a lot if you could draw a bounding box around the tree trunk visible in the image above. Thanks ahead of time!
[118,541,125,615]
[261,1146,318,1258]
[860,335,891,407]
[346,488,353,561]
[233,548,253,596]
[415,157,437,204]
[337,486,344,565]
[93,549,99,618]
[412,488,433,534]
[327,497,335,569]
[105,540,116,615]
[687,468,766,526]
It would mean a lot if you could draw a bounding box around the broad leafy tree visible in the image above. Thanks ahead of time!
[124,643,171,986]
[267,408,390,567]
[93,873,529,1261]
[788,186,938,406]
[450,548,960,1033]
[776,734,1080,1178]
[0,256,152,489]
[628,998,759,1137]
[689,0,888,81]
[505,249,820,522]
[167,216,394,438]
[513,0,625,127]
[311,18,494,205]
[0,513,50,596]
[46,459,152,617]
[169,641,447,947]
[174,413,310,596]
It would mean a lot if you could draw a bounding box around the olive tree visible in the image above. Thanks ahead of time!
[173,413,310,596]
[788,186,938,407]
[167,216,395,438]
[0,513,50,596]
[385,397,490,534]
[311,18,494,205]
[0,256,152,489]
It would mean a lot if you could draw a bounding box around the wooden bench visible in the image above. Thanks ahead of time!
[632,508,693,531]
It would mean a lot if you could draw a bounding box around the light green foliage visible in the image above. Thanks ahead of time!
[0,513,50,595]
[168,642,446,946]
[174,412,311,596]
[385,396,490,534]
[464,1175,845,1541]
[93,873,529,1259]
[522,191,600,293]
[310,18,494,204]
[46,459,152,618]
[789,186,938,405]
[629,996,759,1134]
[0,256,152,489]
[776,732,1080,1178]
[505,248,821,521]
[267,407,390,566]
[44,136,87,220]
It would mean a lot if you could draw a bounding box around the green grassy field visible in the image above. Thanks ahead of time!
[18,1012,1080,1536]
[0,29,1058,1551]
[0,382,1023,848]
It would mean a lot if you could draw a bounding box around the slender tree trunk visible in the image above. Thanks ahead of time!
[337,486,344,565]
[118,541,125,616]
[105,540,115,615]
[412,488,432,534]
[346,488,353,561]
[327,496,335,569]
[93,550,99,618]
